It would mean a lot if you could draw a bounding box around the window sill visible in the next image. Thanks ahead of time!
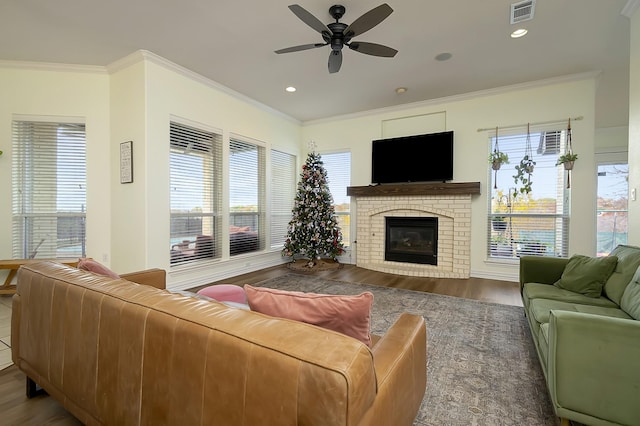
[484,257,519,266]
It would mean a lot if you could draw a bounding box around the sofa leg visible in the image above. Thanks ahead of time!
[26,377,47,398]
[559,418,570,426]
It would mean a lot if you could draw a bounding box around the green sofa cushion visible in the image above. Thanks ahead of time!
[529,299,632,327]
[554,254,618,298]
[538,323,550,372]
[522,283,618,310]
[604,245,640,305]
[620,266,640,320]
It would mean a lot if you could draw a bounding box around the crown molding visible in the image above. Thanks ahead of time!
[0,59,106,74]
[301,71,601,127]
[107,50,300,125]
[105,50,146,73]
[622,0,640,18]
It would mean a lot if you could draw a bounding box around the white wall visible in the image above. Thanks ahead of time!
[302,76,598,281]
[109,52,302,288]
[0,50,629,285]
[628,8,640,244]
[109,58,148,273]
[0,65,111,277]
[0,54,301,289]
[595,126,628,152]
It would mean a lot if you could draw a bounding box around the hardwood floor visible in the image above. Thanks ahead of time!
[0,265,521,424]
[201,263,523,307]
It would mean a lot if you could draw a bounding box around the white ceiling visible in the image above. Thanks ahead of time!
[0,0,632,128]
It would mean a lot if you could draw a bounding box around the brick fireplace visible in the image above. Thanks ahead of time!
[347,182,480,278]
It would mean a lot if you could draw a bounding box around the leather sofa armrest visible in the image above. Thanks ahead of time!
[11,293,21,366]
[519,256,569,292]
[362,313,426,425]
[120,268,166,289]
[548,310,640,426]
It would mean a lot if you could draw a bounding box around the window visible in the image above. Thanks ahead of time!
[488,129,569,259]
[597,163,628,256]
[270,149,296,248]
[170,121,222,265]
[229,137,265,255]
[12,120,87,259]
[321,151,351,247]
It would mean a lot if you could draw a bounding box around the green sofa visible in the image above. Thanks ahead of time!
[519,244,640,426]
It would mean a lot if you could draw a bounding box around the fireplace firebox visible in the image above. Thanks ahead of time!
[385,217,437,265]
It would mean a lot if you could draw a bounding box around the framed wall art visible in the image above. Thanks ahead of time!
[120,141,133,184]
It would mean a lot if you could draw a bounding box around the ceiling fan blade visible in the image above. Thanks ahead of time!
[328,50,342,73]
[275,43,326,54]
[348,42,397,57]
[344,3,393,38]
[288,4,330,35]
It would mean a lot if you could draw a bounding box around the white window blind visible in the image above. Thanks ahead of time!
[270,149,296,248]
[321,151,351,247]
[229,137,265,255]
[12,120,87,259]
[170,121,222,265]
[488,129,569,259]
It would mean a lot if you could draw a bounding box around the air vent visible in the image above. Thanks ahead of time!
[510,0,535,24]
[537,131,561,155]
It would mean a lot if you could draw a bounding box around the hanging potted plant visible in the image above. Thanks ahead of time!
[557,118,577,188]
[556,152,578,170]
[489,150,509,171]
[489,127,508,189]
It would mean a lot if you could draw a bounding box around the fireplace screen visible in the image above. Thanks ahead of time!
[385,217,437,265]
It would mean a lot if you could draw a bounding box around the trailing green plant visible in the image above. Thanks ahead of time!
[513,155,536,194]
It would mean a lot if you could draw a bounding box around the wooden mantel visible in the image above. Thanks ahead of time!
[346,182,481,197]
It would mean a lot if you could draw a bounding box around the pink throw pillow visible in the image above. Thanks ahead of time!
[77,258,120,280]
[244,285,373,347]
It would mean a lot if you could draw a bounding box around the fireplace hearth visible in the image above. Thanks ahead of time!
[385,217,437,265]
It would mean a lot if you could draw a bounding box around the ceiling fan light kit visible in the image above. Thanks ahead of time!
[275,3,398,73]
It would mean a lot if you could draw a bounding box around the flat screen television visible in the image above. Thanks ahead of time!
[371,131,454,184]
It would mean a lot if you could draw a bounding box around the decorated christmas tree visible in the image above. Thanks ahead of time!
[282,150,344,267]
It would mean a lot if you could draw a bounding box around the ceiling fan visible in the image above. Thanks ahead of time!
[275,3,398,73]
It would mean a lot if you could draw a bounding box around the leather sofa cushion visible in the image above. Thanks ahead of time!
[604,244,640,305]
[522,283,618,311]
[554,254,618,298]
[245,285,374,347]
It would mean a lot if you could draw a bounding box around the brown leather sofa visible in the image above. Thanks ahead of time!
[12,262,427,425]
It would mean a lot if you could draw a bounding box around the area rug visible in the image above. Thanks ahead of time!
[251,274,557,426]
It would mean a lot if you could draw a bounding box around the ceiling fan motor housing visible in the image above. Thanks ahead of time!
[328,22,348,50]
[329,5,346,20]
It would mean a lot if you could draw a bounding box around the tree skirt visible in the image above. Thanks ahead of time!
[286,258,343,272]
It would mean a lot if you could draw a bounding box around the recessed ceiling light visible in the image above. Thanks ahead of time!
[511,28,528,38]
[435,52,452,61]
[395,87,407,94]
[285,86,296,92]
